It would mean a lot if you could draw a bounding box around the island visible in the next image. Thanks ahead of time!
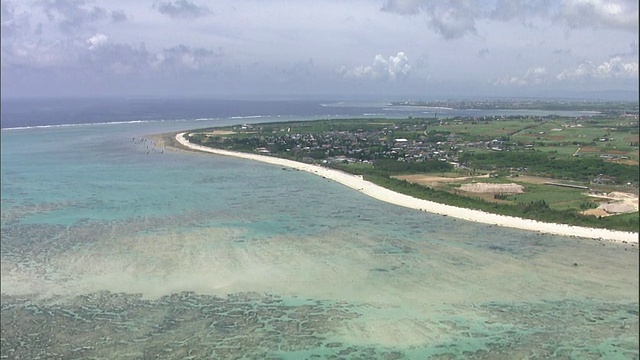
[164,106,639,243]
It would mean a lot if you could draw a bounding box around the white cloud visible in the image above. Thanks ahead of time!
[87,33,108,50]
[557,56,639,81]
[497,66,549,86]
[498,56,638,87]
[340,52,411,81]
[387,52,412,80]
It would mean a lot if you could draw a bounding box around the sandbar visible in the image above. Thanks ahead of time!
[175,133,638,244]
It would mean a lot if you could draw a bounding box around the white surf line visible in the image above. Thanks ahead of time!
[176,132,638,244]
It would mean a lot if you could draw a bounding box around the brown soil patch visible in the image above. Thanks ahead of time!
[613,159,639,166]
[547,135,566,140]
[512,176,552,184]
[579,146,599,153]
[606,149,629,155]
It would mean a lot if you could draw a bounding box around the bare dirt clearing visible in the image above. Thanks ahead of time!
[394,174,490,186]
[582,191,639,217]
[459,183,525,194]
[511,176,555,184]
[397,173,638,216]
[204,130,237,135]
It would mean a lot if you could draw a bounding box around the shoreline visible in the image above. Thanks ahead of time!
[175,132,638,244]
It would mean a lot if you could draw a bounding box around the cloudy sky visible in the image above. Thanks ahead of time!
[1,0,638,100]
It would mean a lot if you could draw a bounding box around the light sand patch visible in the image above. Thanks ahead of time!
[205,130,237,135]
[175,133,638,243]
[607,191,638,199]
[581,208,610,217]
[395,174,489,186]
[459,182,524,194]
[598,203,637,214]
[586,191,639,216]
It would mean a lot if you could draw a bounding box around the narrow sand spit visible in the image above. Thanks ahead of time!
[176,133,638,244]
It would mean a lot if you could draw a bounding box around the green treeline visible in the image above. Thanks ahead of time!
[460,151,638,184]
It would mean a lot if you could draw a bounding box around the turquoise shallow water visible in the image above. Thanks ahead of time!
[1,119,638,359]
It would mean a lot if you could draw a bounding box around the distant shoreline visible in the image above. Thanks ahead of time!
[174,132,638,244]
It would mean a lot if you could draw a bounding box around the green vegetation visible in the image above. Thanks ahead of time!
[182,107,639,233]
[361,175,638,232]
[459,151,638,183]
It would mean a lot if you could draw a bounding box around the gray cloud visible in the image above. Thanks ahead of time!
[1,0,637,99]
[381,0,480,39]
[272,58,316,84]
[428,2,478,39]
[155,0,211,19]
[80,40,222,75]
[380,0,421,15]
[382,0,639,40]
[36,0,128,34]
[82,41,150,74]
[3,23,222,76]
[110,10,127,23]
[560,0,638,32]
[1,1,30,39]
[478,48,490,58]
[490,0,551,21]
[39,0,107,33]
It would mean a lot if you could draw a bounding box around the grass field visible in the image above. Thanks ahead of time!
[433,115,639,163]
[390,171,637,220]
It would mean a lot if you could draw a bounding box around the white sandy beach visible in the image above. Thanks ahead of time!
[176,133,638,244]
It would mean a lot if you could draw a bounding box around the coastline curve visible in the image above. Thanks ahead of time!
[175,132,638,244]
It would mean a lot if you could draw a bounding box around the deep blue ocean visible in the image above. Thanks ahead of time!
[1,98,638,359]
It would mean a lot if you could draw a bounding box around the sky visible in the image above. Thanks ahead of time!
[1,0,638,100]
